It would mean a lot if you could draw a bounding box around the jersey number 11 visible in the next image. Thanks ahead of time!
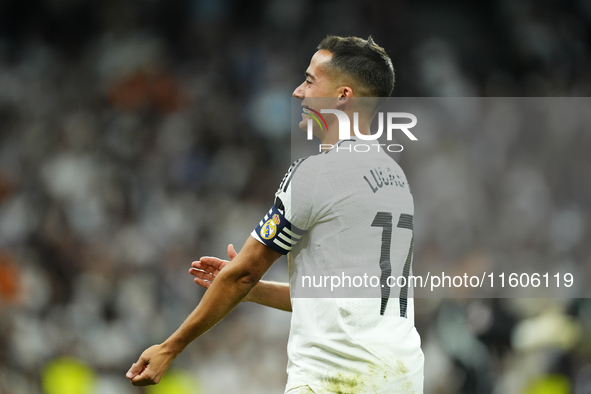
[371,212,414,318]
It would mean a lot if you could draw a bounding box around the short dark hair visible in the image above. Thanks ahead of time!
[317,35,395,97]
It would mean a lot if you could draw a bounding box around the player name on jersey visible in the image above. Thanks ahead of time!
[363,166,406,193]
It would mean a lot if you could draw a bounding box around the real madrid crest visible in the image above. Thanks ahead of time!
[261,219,277,239]
[260,214,281,240]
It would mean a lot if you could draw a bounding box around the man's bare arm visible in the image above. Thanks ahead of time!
[126,236,281,386]
[190,244,292,312]
[247,280,291,311]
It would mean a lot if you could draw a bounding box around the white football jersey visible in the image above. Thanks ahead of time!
[252,138,424,393]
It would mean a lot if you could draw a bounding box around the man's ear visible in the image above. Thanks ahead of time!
[336,86,354,108]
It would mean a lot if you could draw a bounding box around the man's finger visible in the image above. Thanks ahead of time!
[189,263,209,274]
[227,244,237,260]
[192,259,220,271]
[191,259,212,269]
[131,368,157,386]
[126,362,145,379]
[130,370,148,384]
[196,257,224,270]
[189,268,215,282]
[194,277,211,288]
[126,363,135,378]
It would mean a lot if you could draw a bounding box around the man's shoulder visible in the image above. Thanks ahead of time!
[287,153,329,177]
[277,155,317,194]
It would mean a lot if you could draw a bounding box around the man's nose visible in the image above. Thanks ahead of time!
[293,83,304,99]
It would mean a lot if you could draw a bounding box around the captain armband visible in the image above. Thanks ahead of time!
[252,205,305,255]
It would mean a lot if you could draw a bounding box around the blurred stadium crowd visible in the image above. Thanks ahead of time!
[0,0,590,393]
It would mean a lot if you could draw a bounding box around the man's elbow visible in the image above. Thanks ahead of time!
[220,266,262,289]
[235,271,262,288]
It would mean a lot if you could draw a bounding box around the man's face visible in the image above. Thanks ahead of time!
[293,50,341,135]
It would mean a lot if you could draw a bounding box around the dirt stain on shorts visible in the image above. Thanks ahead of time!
[321,360,415,394]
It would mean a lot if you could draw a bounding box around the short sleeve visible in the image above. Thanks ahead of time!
[251,157,317,254]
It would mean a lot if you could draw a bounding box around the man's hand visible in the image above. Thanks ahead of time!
[126,344,177,386]
[190,244,257,302]
[126,236,282,386]
[189,244,237,289]
[191,244,292,312]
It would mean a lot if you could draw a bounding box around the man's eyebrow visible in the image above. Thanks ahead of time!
[305,71,316,80]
